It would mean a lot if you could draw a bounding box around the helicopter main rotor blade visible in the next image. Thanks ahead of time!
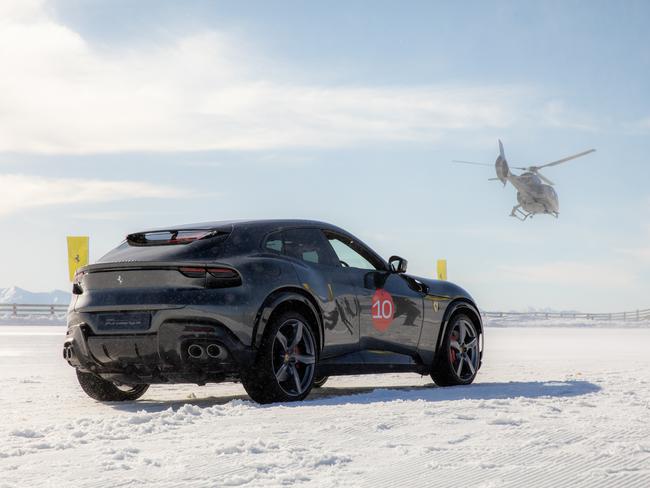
[534,149,596,170]
[452,160,493,167]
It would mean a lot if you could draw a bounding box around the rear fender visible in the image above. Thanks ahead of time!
[252,288,324,351]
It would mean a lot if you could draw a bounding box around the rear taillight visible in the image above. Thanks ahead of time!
[179,267,206,278]
[207,268,239,279]
[178,266,241,288]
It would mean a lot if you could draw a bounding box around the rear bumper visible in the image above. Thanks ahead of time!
[63,319,255,385]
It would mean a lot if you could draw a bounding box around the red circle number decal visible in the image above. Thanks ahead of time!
[371,289,394,332]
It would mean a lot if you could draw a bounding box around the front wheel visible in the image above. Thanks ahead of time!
[313,376,328,388]
[76,370,149,401]
[242,311,317,404]
[431,314,481,386]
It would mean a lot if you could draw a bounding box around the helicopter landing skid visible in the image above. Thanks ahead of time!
[510,205,532,221]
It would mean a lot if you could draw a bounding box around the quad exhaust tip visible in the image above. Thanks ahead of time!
[187,344,204,359]
[187,343,225,360]
[206,344,224,359]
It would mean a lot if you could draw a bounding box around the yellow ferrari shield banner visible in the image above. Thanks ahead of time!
[437,259,447,281]
[67,236,89,281]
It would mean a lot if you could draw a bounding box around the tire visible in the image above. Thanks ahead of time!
[313,376,328,388]
[431,314,480,387]
[242,311,317,404]
[76,370,149,402]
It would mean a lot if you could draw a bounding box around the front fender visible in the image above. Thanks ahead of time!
[437,299,484,366]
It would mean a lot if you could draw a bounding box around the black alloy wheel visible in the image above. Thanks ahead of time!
[431,314,480,386]
[242,311,317,404]
[76,370,150,401]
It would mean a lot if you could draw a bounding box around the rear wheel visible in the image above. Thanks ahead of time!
[242,311,317,404]
[431,314,480,386]
[313,376,329,388]
[76,370,149,401]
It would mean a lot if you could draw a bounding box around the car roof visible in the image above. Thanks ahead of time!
[134,219,388,268]
[140,219,346,233]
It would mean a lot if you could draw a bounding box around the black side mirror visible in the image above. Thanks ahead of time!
[389,255,408,274]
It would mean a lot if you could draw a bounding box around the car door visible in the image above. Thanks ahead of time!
[266,228,361,359]
[323,231,424,356]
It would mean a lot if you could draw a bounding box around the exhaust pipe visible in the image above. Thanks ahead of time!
[188,344,204,359]
[63,344,79,365]
[206,344,224,359]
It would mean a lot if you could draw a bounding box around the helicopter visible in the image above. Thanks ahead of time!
[453,140,596,221]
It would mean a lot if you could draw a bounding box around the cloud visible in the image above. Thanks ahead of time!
[497,261,635,288]
[0,0,534,154]
[540,101,600,131]
[618,247,650,264]
[635,116,650,132]
[0,174,186,216]
[614,200,650,264]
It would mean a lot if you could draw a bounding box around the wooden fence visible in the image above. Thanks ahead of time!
[482,309,650,322]
[2,303,650,322]
[0,303,68,317]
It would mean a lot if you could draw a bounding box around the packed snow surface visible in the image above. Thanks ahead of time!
[1,326,649,487]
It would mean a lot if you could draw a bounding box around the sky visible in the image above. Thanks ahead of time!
[1,0,649,312]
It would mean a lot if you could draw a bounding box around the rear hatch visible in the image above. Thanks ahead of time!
[72,225,240,319]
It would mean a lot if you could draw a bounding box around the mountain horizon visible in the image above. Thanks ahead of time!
[0,286,71,305]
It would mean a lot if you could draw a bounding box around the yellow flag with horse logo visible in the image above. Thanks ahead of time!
[437,259,447,281]
[67,236,89,281]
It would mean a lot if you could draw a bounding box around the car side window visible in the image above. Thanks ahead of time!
[264,231,284,253]
[326,234,380,270]
[281,228,339,266]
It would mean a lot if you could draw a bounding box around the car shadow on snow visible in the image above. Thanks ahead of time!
[299,380,601,407]
[107,380,601,413]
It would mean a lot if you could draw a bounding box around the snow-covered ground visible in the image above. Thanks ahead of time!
[0,314,66,326]
[484,315,650,328]
[1,326,649,487]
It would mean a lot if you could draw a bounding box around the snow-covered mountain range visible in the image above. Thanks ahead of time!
[0,286,71,305]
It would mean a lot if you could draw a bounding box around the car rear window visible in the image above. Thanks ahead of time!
[99,228,232,263]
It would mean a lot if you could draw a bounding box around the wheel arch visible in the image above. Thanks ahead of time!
[436,298,484,353]
[252,287,324,351]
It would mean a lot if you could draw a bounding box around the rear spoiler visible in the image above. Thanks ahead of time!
[126,229,227,247]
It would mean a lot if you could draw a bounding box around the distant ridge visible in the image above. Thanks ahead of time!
[0,286,71,305]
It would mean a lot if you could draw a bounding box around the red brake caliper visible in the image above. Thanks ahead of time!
[450,332,458,364]
[294,345,301,370]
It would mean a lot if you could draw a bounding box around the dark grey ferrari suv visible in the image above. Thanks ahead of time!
[63,220,483,404]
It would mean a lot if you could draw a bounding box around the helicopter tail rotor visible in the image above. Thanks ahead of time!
[498,139,506,159]
[495,139,509,186]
